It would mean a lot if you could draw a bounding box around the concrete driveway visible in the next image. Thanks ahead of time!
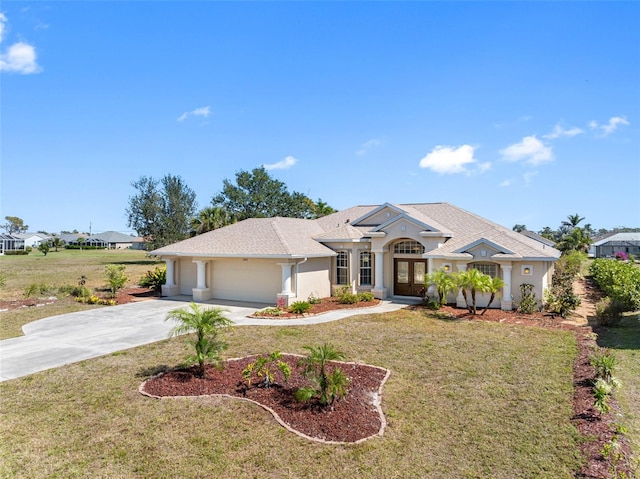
[0,296,416,382]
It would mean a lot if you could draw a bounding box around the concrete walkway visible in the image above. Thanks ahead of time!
[0,296,417,382]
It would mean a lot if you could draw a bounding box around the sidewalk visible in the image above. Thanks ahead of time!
[0,297,416,382]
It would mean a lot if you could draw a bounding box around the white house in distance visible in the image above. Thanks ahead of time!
[152,202,560,310]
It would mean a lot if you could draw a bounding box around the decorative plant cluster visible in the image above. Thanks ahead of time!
[138,266,166,292]
[334,286,375,305]
[614,251,629,261]
[543,251,583,318]
[517,283,538,314]
[589,349,621,414]
[590,258,640,321]
[75,295,117,306]
[242,351,291,389]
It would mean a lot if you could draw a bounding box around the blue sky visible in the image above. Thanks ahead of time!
[2,1,639,236]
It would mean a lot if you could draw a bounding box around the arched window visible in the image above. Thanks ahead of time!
[469,262,498,278]
[393,240,425,254]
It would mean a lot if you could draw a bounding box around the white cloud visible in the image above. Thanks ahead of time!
[543,123,584,139]
[0,42,41,74]
[419,145,478,174]
[177,106,211,122]
[500,179,511,187]
[589,116,630,136]
[264,155,297,170]
[356,138,381,156]
[500,135,553,165]
[0,15,42,75]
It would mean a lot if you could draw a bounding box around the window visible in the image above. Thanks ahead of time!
[359,251,372,286]
[393,240,425,254]
[469,262,498,278]
[336,251,349,285]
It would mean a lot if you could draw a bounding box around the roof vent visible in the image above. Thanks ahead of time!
[345,219,350,224]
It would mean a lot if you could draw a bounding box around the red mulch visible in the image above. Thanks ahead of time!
[253,297,381,318]
[141,355,388,444]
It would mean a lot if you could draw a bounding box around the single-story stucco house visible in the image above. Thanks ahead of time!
[152,202,561,310]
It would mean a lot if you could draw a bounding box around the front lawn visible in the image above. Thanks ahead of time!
[0,309,582,478]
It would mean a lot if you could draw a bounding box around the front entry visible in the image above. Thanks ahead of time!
[394,259,427,296]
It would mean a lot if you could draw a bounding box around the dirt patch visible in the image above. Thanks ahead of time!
[140,354,389,444]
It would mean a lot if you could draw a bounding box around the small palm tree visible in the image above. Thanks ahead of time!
[425,269,457,306]
[166,302,232,377]
[481,276,505,315]
[295,343,349,406]
[455,269,493,314]
[562,213,585,230]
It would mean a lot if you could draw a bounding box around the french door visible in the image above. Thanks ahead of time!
[394,259,427,296]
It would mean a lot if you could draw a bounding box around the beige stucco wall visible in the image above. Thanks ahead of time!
[178,259,197,295]
[294,257,332,301]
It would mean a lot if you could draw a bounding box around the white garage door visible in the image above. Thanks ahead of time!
[212,258,281,303]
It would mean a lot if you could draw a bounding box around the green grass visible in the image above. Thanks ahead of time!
[596,313,640,468]
[0,310,583,478]
[0,249,160,339]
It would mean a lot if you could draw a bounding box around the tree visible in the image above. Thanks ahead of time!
[512,224,527,233]
[190,206,232,236]
[2,216,28,234]
[38,242,50,256]
[104,264,128,297]
[166,302,232,377]
[52,237,64,252]
[481,276,505,315]
[557,227,592,254]
[295,343,349,407]
[455,269,492,315]
[127,174,198,250]
[424,269,457,306]
[562,214,585,230]
[313,199,337,218]
[211,167,317,221]
[538,226,556,241]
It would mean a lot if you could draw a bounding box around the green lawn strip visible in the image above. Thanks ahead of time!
[0,310,582,478]
[596,313,640,465]
[0,250,160,339]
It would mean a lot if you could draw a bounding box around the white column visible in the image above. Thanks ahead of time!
[277,262,294,307]
[194,260,207,289]
[165,259,175,286]
[455,262,467,308]
[427,258,436,295]
[501,264,513,310]
[161,258,180,297]
[371,250,386,299]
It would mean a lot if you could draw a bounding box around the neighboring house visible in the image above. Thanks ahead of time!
[90,231,137,249]
[591,232,640,258]
[520,230,556,248]
[59,233,88,246]
[13,233,51,249]
[0,234,25,255]
[152,202,560,311]
[130,236,147,250]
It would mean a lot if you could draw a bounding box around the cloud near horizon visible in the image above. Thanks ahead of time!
[263,155,298,170]
[500,135,553,165]
[0,14,42,74]
[589,116,630,136]
[177,106,211,122]
[419,144,485,175]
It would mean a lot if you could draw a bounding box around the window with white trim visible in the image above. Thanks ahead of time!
[393,240,425,254]
[359,251,372,286]
[336,251,349,285]
[469,262,498,278]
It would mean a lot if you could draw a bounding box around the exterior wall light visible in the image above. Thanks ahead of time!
[521,265,533,275]
[442,263,452,272]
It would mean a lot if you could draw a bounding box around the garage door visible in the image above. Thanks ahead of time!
[212,258,281,303]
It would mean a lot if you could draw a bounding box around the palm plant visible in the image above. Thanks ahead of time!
[425,269,457,306]
[562,213,585,230]
[557,227,592,254]
[481,276,505,315]
[295,343,349,406]
[455,269,492,315]
[166,302,232,377]
[190,206,232,236]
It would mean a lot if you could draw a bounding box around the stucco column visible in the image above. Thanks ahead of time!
[161,258,180,297]
[277,263,295,307]
[455,262,467,308]
[192,260,211,301]
[426,258,436,295]
[165,259,175,286]
[501,264,513,311]
[371,250,386,299]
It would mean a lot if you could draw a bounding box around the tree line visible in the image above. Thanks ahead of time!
[126,167,336,250]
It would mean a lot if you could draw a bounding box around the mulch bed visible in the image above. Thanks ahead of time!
[253,297,381,318]
[140,355,389,444]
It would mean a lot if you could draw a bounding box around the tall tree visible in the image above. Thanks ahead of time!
[211,167,317,221]
[2,216,28,234]
[127,174,197,250]
[557,227,592,254]
[313,199,337,218]
[562,214,585,230]
[190,206,233,236]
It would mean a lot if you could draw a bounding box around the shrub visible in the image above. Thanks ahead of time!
[289,301,311,314]
[4,250,29,255]
[590,258,640,312]
[24,282,51,298]
[357,292,374,302]
[295,343,349,407]
[517,283,538,314]
[543,253,583,318]
[590,349,618,383]
[339,292,358,304]
[593,378,613,414]
[63,284,92,299]
[259,307,285,317]
[139,266,166,292]
[104,264,128,297]
[242,351,291,388]
[595,298,625,327]
[614,251,628,261]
